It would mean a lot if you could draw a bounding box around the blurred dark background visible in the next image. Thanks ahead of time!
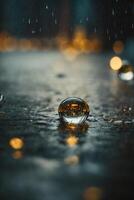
[0,0,134,50]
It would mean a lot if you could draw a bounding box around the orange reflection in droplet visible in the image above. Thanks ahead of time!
[83,187,103,200]
[113,40,124,54]
[66,135,78,147]
[110,56,122,71]
[9,138,24,150]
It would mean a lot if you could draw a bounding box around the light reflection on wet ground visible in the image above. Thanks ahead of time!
[0,51,134,200]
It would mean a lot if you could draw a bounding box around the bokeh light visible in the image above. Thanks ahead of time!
[9,137,24,150]
[110,56,122,71]
[113,40,124,54]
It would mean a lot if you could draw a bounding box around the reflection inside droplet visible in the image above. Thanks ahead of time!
[58,97,90,125]
[118,64,134,81]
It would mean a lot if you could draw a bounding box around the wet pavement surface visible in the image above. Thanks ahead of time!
[0,51,134,200]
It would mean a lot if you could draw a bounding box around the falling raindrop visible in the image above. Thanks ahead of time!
[52,11,54,17]
[55,19,57,24]
[125,10,128,14]
[0,94,4,104]
[112,9,115,16]
[35,18,38,23]
[94,27,97,33]
[45,5,49,10]
[28,18,31,24]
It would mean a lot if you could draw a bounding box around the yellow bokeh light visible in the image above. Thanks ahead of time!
[9,137,24,150]
[110,56,122,71]
[66,135,78,147]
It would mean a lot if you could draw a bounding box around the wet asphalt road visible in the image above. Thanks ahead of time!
[0,51,134,200]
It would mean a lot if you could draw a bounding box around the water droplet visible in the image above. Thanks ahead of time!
[118,64,134,81]
[58,97,90,124]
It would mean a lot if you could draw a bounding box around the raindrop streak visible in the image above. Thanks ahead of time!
[28,18,31,24]
[112,9,115,16]
[45,5,48,9]
[58,97,90,125]
[118,64,134,81]
[0,94,4,104]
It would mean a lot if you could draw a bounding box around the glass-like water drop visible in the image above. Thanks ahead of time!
[118,64,134,81]
[58,97,90,124]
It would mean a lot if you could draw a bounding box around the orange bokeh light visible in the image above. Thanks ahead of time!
[113,40,124,54]
[9,137,24,150]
